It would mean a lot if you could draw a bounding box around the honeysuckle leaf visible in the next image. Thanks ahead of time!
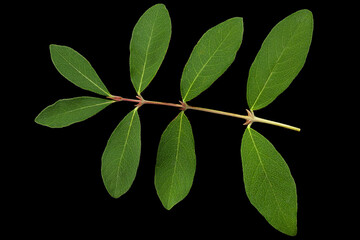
[35,96,114,128]
[241,127,297,236]
[180,17,243,102]
[50,44,111,97]
[130,3,171,95]
[247,10,313,111]
[101,109,141,198]
[155,111,196,210]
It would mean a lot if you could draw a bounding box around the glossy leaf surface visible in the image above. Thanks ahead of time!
[130,4,171,94]
[50,44,111,96]
[241,127,297,236]
[181,17,243,102]
[35,96,114,128]
[155,112,196,210]
[247,10,313,110]
[101,109,141,198]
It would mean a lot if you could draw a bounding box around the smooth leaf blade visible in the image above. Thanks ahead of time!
[50,44,111,97]
[101,109,141,198]
[241,127,297,236]
[247,10,313,110]
[130,4,171,94]
[35,96,114,128]
[180,17,243,102]
[155,112,196,210]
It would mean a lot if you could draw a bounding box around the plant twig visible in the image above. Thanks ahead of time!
[108,95,301,132]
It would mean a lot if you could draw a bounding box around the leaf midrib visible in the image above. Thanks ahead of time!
[247,128,288,227]
[54,48,110,96]
[182,27,233,102]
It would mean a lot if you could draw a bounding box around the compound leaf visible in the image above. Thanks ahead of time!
[155,111,196,210]
[50,44,111,97]
[35,96,114,128]
[241,127,297,236]
[181,17,243,102]
[101,109,141,198]
[247,10,313,110]
[130,4,171,95]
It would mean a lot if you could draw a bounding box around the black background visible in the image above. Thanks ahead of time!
[8,0,351,238]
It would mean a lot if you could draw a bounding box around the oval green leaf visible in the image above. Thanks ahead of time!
[241,127,297,236]
[35,96,114,128]
[50,44,111,97]
[247,10,313,110]
[180,17,243,102]
[101,109,141,198]
[155,112,196,210]
[130,4,171,95]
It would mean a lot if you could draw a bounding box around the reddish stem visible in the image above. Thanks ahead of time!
[106,95,300,131]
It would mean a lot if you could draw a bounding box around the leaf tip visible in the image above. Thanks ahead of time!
[281,223,297,236]
[34,111,51,128]
[108,189,123,199]
[154,3,167,8]
[289,227,297,237]
[232,16,244,24]
[159,195,180,210]
[299,9,313,16]
[34,114,42,125]
[49,44,61,52]
[163,202,174,211]
[295,9,314,27]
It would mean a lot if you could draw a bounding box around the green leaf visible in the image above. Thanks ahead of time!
[240,127,297,236]
[130,4,171,95]
[247,10,313,111]
[101,109,141,198]
[35,96,114,128]
[180,17,243,102]
[50,44,111,97]
[155,111,196,210]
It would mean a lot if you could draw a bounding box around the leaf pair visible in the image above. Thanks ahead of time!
[241,10,313,236]
[155,16,244,210]
[103,3,171,198]
[35,45,114,128]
